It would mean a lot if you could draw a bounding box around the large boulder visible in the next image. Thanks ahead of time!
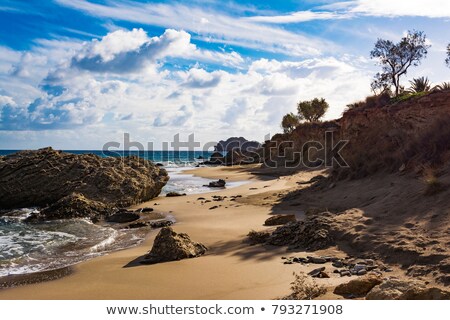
[0,147,169,210]
[26,192,113,222]
[141,227,207,264]
[334,275,382,297]
[264,214,297,226]
[366,279,450,300]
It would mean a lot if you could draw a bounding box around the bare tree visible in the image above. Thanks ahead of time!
[370,30,430,96]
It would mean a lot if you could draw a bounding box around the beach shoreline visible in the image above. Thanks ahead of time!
[0,165,446,300]
[0,165,348,299]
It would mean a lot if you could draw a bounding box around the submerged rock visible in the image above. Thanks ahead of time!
[141,227,207,264]
[0,147,169,210]
[264,214,296,226]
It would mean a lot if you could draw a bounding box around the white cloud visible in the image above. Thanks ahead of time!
[70,28,243,73]
[350,0,450,18]
[181,68,223,88]
[55,0,334,57]
[245,0,450,25]
[0,28,374,147]
[321,0,450,18]
[246,10,347,23]
[0,95,16,106]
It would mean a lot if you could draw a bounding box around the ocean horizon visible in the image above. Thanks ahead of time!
[0,149,214,165]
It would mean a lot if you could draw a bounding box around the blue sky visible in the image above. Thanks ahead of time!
[0,0,449,149]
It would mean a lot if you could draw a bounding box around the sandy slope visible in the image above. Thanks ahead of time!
[0,166,367,300]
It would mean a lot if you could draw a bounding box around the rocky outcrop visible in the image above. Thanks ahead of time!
[365,279,450,300]
[215,137,261,153]
[0,147,169,210]
[141,227,207,264]
[106,210,141,223]
[166,192,186,197]
[204,179,226,188]
[334,275,382,297]
[266,211,334,251]
[201,138,262,166]
[25,192,113,222]
[264,214,296,226]
[202,152,225,165]
[264,91,450,175]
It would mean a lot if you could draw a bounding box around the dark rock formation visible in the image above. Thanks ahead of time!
[106,211,140,223]
[25,192,113,222]
[247,230,271,245]
[166,192,186,197]
[265,212,334,251]
[203,152,224,165]
[0,147,169,210]
[127,219,173,229]
[215,137,261,153]
[205,179,226,188]
[264,214,296,226]
[141,227,207,264]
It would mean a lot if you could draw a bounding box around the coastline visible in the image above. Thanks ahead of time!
[0,165,426,299]
[0,165,349,299]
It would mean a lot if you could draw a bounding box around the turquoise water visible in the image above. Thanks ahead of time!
[0,149,213,165]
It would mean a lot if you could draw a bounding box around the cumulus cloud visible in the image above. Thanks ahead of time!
[71,28,193,73]
[0,27,374,145]
[181,68,223,88]
[71,28,243,73]
[0,95,16,106]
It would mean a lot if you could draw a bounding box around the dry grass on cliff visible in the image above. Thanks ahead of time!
[336,115,450,179]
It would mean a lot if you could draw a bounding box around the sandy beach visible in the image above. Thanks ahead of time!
[0,166,364,300]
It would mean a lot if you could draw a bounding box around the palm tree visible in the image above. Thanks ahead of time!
[433,82,450,91]
[408,76,431,93]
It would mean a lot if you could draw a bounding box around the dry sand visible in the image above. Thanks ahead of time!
[0,166,366,300]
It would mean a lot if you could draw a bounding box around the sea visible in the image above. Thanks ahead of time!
[0,150,245,277]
